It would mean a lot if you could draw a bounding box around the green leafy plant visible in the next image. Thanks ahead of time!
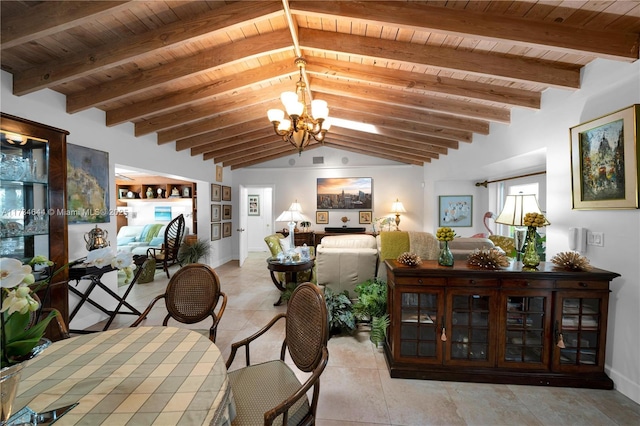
[370,314,390,346]
[353,279,389,345]
[324,287,356,335]
[178,238,211,264]
[353,278,387,320]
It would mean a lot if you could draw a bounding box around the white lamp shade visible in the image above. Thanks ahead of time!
[277,119,291,132]
[311,99,329,120]
[288,201,303,212]
[391,199,406,213]
[267,108,284,122]
[322,118,332,131]
[281,91,298,108]
[495,194,548,226]
[276,209,305,222]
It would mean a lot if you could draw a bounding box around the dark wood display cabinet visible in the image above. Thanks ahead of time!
[384,259,619,389]
[1,113,69,341]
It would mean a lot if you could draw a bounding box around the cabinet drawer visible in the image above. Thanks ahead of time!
[555,280,609,290]
[394,276,446,286]
[502,279,553,289]
[447,278,498,287]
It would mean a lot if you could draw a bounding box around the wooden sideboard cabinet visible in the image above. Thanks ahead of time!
[384,259,620,389]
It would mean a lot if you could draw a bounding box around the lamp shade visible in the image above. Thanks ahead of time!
[276,209,305,223]
[495,194,548,226]
[391,199,406,213]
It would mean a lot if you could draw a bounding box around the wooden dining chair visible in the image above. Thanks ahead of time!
[131,263,227,342]
[147,213,186,278]
[226,282,329,426]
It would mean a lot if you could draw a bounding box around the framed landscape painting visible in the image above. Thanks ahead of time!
[570,104,639,209]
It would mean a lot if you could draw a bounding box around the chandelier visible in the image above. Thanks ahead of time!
[267,57,330,155]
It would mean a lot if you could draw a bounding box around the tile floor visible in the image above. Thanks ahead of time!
[83,252,640,426]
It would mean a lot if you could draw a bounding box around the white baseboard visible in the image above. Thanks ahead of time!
[606,365,640,404]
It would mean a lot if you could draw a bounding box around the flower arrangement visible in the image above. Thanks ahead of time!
[1,248,135,368]
[436,227,456,241]
[373,216,395,232]
[523,212,549,228]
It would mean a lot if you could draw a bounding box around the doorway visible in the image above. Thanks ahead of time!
[238,185,274,266]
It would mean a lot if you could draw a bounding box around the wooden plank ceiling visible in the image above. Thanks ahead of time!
[1,1,639,169]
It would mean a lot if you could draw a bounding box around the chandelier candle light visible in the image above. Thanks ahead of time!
[267,58,330,155]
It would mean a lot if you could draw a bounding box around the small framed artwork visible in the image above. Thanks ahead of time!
[222,204,232,220]
[223,222,232,238]
[316,210,329,224]
[438,195,473,227]
[222,185,231,201]
[211,223,221,241]
[359,211,372,224]
[211,204,221,222]
[216,165,223,182]
[570,104,639,209]
[118,188,127,199]
[248,194,260,216]
[211,184,221,202]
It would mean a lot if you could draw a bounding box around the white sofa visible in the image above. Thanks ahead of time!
[116,224,188,256]
[315,234,379,296]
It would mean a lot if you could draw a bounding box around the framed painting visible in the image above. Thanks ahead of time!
[211,184,221,202]
[215,165,223,182]
[211,204,221,222]
[211,223,221,241]
[222,204,232,220]
[154,206,172,221]
[222,185,231,201]
[359,211,372,224]
[316,177,372,209]
[248,194,260,216]
[66,144,110,224]
[316,211,329,224]
[438,195,473,227]
[223,222,232,238]
[570,104,639,209]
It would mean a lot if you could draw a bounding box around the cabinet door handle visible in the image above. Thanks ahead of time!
[417,279,423,284]
[469,279,475,285]
[525,281,531,287]
[579,282,588,287]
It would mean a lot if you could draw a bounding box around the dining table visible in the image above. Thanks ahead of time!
[13,326,235,425]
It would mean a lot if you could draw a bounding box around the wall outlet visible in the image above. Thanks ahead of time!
[587,231,604,247]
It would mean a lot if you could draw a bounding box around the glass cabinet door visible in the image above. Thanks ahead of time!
[499,291,551,369]
[445,289,496,366]
[1,131,50,262]
[555,293,607,371]
[398,289,444,363]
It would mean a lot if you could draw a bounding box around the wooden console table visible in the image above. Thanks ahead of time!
[384,259,620,389]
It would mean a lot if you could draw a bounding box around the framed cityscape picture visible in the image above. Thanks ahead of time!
[570,104,639,209]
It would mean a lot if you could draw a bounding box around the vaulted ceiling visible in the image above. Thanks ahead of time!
[1,1,639,169]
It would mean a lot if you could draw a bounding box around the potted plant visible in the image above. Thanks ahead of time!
[353,278,389,346]
[178,238,211,264]
[324,287,356,336]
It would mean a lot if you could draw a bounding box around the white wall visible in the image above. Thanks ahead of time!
[1,70,233,329]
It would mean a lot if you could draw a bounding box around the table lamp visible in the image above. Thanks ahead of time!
[276,200,305,251]
[494,193,543,261]
[390,198,406,230]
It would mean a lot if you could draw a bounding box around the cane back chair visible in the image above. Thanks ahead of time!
[147,213,185,278]
[226,282,329,425]
[131,263,227,342]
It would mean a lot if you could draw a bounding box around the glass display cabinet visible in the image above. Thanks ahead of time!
[384,259,619,389]
[1,113,69,340]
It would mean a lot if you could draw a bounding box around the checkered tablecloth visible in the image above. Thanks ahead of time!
[15,326,235,425]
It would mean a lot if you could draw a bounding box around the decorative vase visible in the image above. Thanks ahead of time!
[146,187,154,199]
[438,241,454,266]
[0,339,51,424]
[522,226,540,269]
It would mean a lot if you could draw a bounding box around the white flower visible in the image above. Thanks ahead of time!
[0,258,34,288]
[85,247,116,268]
[111,252,135,270]
[1,285,39,315]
